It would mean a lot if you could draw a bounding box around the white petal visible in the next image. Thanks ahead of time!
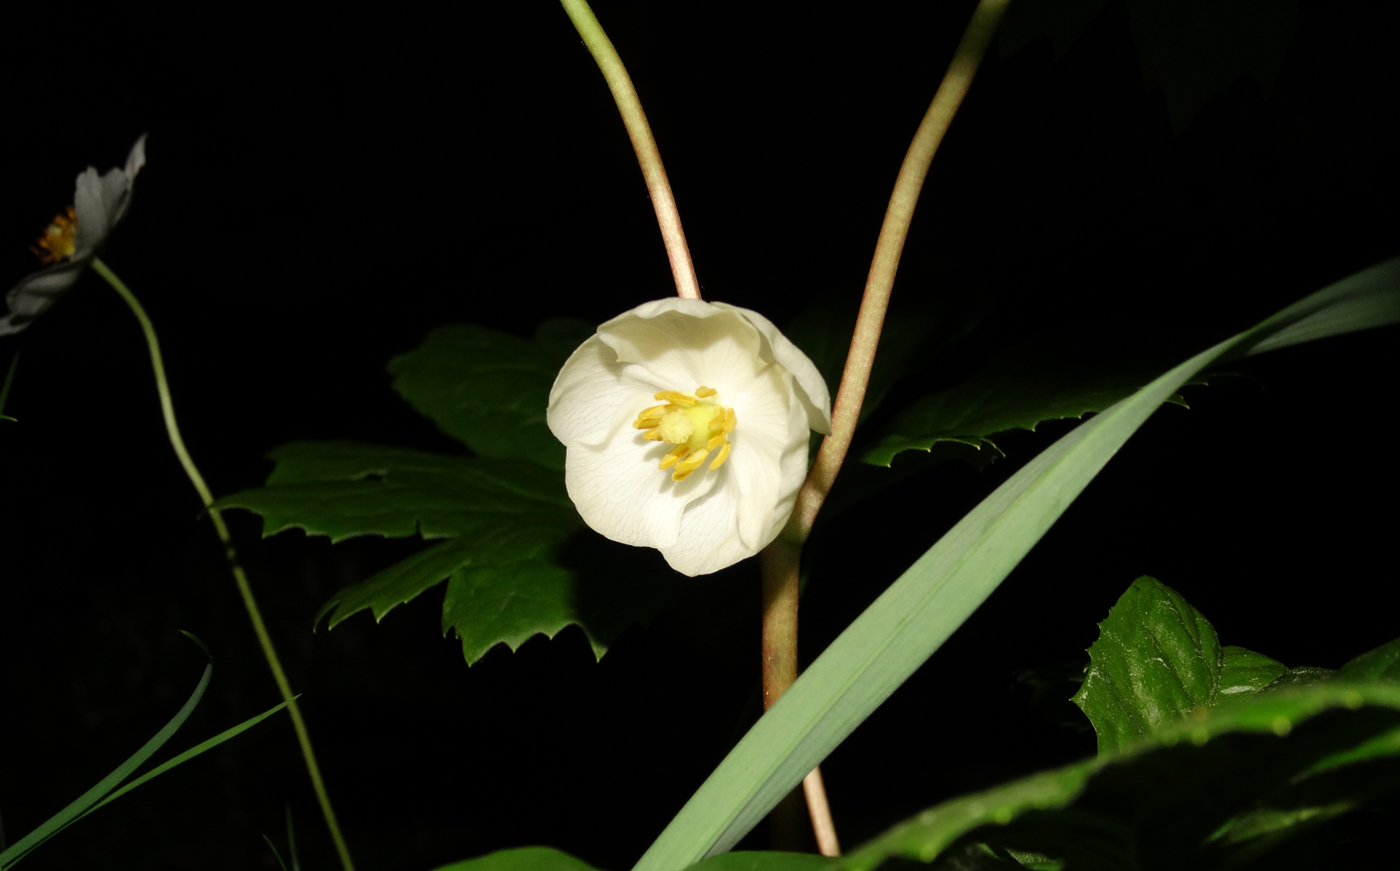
[597,300,766,391]
[0,260,90,335]
[658,476,752,575]
[564,427,720,551]
[714,302,833,434]
[73,134,146,255]
[548,335,662,447]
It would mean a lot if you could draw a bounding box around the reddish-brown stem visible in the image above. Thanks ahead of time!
[757,0,1011,856]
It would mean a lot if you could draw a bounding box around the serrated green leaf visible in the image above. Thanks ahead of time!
[429,847,605,871]
[861,354,1198,468]
[217,441,573,542]
[387,318,593,470]
[1124,0,1299,134]
[998,0,1108,59]
[1072,576,1225,754]
[636,258,1400,870]
[837,683,1400,871]
[219,440,678,664]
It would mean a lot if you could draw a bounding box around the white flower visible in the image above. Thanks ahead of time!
[547,298,832,576]
[1,135,147,335]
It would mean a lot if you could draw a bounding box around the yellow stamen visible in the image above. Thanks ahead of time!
[633,418,660,429]
[672,448,710,480]
[643,430,665,441]
[724,408,737,433]
[708,414,726,434]
[32,206,78,265]
[653,390,698,407]
[706,433,726,451]
[694,386,717,398]
[709,441,731,471]
[658,444,690,469]
[637,404,669,420]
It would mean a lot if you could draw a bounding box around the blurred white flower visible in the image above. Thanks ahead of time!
[1,135,147,335]
[548,298,831,576]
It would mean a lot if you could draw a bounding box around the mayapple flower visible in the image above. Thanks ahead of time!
[0,135,147,335]
[547,298,832,576]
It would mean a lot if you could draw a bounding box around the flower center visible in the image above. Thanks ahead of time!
[632,386,737,482]
[32,206,78,265]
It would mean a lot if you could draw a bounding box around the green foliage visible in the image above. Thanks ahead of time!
[388,318,594,471]
[0,634,292,869]
[216,321,679,664]
[833,575,1400,871]
[635,258,1400,870]
[999,0,1299,133]
[861,351,1196,467]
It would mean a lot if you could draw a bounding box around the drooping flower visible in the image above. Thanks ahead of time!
[0,135,147,335]
[547,298,832,576]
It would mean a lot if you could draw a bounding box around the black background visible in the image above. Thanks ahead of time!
[0,2,1396,869]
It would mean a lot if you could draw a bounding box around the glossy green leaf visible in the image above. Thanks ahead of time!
[635,257,1400,870]
[1337,637,1400,683]
[837,682,1400,871]
[1217,645,1288,706]
[388,318,594,471]
[1072,576,1228,754]
[430,847,605,871]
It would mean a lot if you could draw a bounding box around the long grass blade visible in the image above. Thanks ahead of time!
[0,632,213,869]
[634,257,1400,870]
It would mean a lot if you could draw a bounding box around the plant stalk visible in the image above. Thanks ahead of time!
[92,258,356,871]
[757,0,1010,854]
[559,0,702,301]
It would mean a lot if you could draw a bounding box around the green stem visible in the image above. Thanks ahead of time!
[756,0,1010,853]
[91,258,356,871]
[559,0,702,301]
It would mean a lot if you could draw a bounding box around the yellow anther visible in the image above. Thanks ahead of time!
[658,444,690,469]
[706,433,726,451]
[637,404,669,420]
[633,418,660,429]
[708,441,731,471]
[671,448,710,480]
[643,429,665,441]
[694,386,717,398]
[708,414,726,434]
[32,206,78,265]
[724,408,737,433]
[653,390,698,407]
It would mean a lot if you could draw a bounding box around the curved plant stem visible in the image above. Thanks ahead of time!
[91,258,356,871]
[559,0,702,301]
[757,0,1010,854]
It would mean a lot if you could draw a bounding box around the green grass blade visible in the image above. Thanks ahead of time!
[78,697,294,819]
[0,633,213,869]
[1,353,18,422]
[633,257,1400,871]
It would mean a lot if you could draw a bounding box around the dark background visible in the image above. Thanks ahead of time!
[1,2,1396,868]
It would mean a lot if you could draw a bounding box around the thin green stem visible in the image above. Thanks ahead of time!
[756,0,1010,853]
[560,0,702,301]
[91,258,356,871]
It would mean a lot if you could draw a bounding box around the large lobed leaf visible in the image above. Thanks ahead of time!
[216,440,673,663]
[387,317,594,471]
[634,257,1400,869]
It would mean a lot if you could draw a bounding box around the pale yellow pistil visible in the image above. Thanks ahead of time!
[32,206,78,265]
[632,386,737,481]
